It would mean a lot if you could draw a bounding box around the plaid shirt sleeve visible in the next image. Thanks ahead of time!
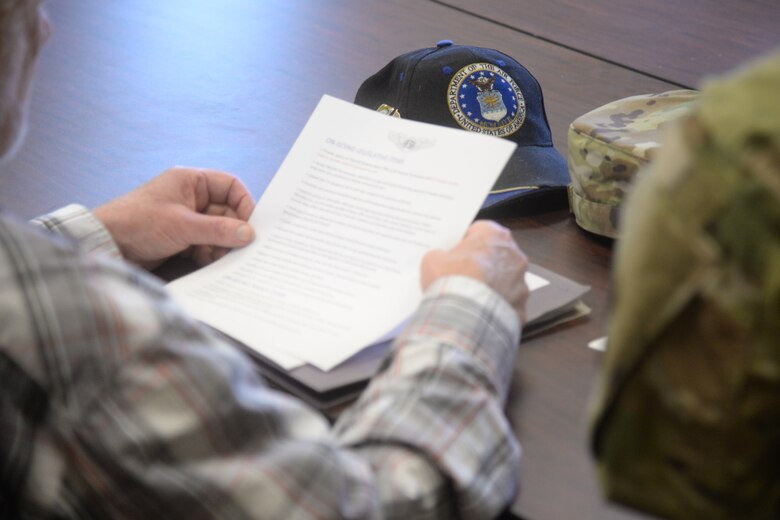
[2,210,521,520]
[30,203,122,258]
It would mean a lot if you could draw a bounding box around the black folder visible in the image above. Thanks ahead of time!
[231,263,589,413]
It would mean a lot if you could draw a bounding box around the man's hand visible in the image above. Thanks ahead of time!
[93,167,256,270]
[421,220,530,324]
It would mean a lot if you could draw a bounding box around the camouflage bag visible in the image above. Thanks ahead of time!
[567,90,698,238]
[590,51,780,519]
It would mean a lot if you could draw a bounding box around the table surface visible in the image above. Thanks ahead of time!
[2,1,776,518]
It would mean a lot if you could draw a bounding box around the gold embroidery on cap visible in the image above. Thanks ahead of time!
[489,186,539,195]
[377,104,401,118]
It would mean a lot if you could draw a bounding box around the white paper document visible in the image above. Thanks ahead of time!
[588,336,608,352]
[525,272,549,292]
[168,95,516,371]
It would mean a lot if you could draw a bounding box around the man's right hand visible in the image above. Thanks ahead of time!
[421,220,530,324]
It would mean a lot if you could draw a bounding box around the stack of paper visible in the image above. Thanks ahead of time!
[168,95,517,372]
[253,263,589,411]
[168,95,590,410]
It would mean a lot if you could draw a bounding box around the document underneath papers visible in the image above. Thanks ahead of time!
[248,262,589,411]
[168,95,516,372]
[525,272,549,292]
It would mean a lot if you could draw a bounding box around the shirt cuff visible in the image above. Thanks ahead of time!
[30,204,122,259]
[398,275,521,402]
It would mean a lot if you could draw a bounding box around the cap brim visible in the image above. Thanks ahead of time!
[480,144,570,212]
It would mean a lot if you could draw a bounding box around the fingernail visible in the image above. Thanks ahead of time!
[236,224,253,243]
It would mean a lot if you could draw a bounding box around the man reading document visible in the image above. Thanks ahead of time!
[0,1,528,518]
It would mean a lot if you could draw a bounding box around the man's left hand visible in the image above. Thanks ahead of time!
[94,166,256,270]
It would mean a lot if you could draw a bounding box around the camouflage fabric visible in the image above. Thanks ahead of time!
[590,51,780,519]
[567,90,698,237]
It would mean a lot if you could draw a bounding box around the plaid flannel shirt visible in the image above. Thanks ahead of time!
[0,204,521,519]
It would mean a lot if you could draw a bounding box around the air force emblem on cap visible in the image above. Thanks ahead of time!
[447,62,526,137]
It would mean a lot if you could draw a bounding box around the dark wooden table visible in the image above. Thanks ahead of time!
[436,0,780,88]
[2,1,775,518]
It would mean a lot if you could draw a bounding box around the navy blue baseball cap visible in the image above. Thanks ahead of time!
[355,41,570,213]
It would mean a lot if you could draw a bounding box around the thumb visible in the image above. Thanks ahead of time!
[183,212,255,248]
